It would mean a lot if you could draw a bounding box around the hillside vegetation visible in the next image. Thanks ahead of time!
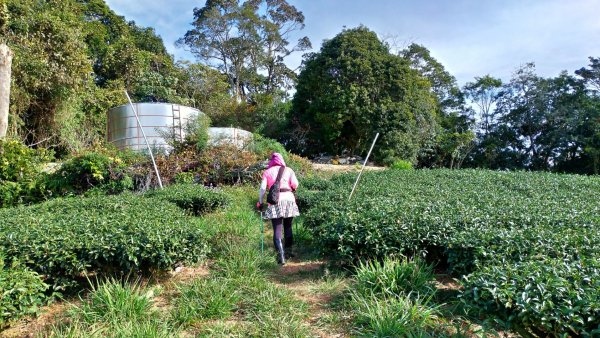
[299,169,600,336]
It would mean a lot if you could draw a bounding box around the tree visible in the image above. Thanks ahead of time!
[571,57,600,174]
[178,0,310,101]
[2,0,191,151]
[0,43,11,139]
[575,57,600,93]
[0,1,11,139]
[464,75,502,136]
[400,43,464,114]
[399,43,475,168]
[291,26,438,163]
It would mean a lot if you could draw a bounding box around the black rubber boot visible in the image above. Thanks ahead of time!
[284,234,294,259]
[275,239,286,265]
[284,247,295,259]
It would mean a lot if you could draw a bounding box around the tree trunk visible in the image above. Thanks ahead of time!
[0,43,12,139]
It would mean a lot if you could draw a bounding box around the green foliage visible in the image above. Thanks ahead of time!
[171,277,240,324]
[248,134,313,176]
[292,26,438,162]
[0,193,209,291]
[350,292,439,337]
[173,172,195,184]
[0,140,53,207]
[0,139,52,182]
[354,257,435,298]
[147,184,229,215]
[300,176,334,191]
[46,152,133,195]
[45,278,177,337]
[248,133,288,158]
[462,258,600,337]
[4,0,194,150]
[179,0,310,101]
[185,114,211,152]
[390,159,414,170]
[301,169,600,336]
[0,256,48,327]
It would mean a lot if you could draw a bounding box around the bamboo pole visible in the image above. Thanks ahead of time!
[349,133,379,201]
[124,91,163,189]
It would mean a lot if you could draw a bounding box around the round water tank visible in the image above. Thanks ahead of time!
[107,103,201,151]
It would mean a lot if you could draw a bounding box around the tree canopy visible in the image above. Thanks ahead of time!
[178,0,310,102]
[291,26,438,164]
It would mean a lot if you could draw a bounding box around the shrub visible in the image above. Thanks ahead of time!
[184,114,211,152]
[0,139,53,182]
[0,193,209,291]
[248,134,287,159]
[173,172,195,184]
[147,184,229,215]
[390,159,413,170]
[46,152,133,195]
[302,169,600,336]
[0,256,48,327]
[196,145,263,185]
[354,256,435,298]
[247,134,313,176]
[0,140,53,207]
[299,176,335,191]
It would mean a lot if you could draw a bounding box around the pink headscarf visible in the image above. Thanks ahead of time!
[267,152,286,168]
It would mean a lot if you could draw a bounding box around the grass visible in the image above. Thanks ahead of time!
[41,278,176,338]
[354,255,436,298]
[350,292,440,337]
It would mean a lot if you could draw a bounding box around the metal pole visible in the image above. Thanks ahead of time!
[349,132,379,201]
[124,91,163,189]
[259,211,265,253]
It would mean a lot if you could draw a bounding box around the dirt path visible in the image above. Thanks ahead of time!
[270,258,349,338]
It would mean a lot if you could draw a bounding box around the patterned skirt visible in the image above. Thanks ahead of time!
[263,200,300,220]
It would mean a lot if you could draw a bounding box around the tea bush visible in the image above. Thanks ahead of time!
[301,169,600,336]
[0,256,48,327]
[147,184,229,215]
[0,193,209,291]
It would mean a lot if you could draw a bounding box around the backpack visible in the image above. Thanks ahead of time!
[266,166,286,204]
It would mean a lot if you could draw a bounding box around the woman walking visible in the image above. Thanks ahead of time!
[257,153,300,265]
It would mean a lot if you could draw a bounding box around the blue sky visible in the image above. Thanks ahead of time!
[105,0,600,85]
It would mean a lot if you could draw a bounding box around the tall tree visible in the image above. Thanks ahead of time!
[575,57,600,93]
[464,75,502,136]
[0,43,11,139]
[0,1,11,139]
[399,43,475,168]
[572,57,600,174]
[179,0,310,101]
[292,26,437,163]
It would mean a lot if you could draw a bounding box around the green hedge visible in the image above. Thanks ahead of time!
[146,184,229,215]
[0,256,48,327]
[0,193,209,291]
[300,169,600,336]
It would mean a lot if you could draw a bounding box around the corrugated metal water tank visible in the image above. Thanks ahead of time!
[107,103,200,151]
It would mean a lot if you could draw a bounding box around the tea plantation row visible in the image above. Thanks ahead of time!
[0,184,228,327]
[298,170,600,337]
